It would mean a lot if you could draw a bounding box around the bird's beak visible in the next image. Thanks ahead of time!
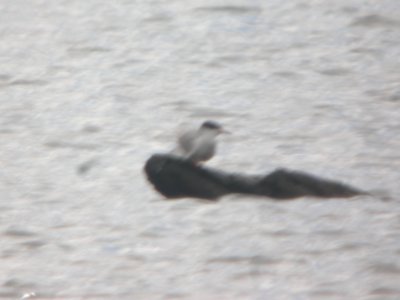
[219,128,231,134]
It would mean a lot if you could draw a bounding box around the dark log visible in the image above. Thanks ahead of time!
[144,154,366,200]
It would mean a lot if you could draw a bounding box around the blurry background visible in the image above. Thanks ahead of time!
[0,0,399,299]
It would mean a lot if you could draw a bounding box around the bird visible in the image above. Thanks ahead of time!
[174,121,227,165]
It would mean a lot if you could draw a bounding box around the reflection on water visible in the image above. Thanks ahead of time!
[0,0,399,299]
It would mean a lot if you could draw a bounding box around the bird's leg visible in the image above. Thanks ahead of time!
[187,158,202,167]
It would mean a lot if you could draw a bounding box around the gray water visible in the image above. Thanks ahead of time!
[1,0,399,299]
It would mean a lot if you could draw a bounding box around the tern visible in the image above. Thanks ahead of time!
[174,121,227,164]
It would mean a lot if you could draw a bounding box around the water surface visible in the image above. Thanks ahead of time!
[0,0,399,299]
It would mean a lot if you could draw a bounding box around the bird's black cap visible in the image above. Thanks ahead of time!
[201,120,222,130]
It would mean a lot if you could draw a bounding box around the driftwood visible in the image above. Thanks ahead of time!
[144,154,365,200]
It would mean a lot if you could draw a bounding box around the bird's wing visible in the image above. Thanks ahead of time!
[186,136,215,162]
[178,130,196,154]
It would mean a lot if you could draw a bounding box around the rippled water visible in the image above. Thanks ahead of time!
[0,0,399,299]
